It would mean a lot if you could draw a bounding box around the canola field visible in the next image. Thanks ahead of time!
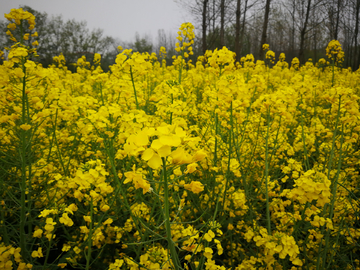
[1,8,360,270]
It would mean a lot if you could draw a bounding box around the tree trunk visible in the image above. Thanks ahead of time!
[240,0,249,56]
[291,0,296,52]
[220,0,225,47]
[259,0,271,60]
[299,0,312,64]
[202,0,209,54]
[355,0,360,69]
[334,0,341,40]
[235,0,241,61]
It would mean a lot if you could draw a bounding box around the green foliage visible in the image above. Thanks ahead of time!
[133,33,153,53]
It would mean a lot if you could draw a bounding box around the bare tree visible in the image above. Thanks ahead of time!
[235,0,241,60]
[234,0,252,61]
[259,0,272,60]
[325,0,344,40]
[354,0,360,69]
[203,0,209,53]
[298,0,312,63]
[220,0,225,47]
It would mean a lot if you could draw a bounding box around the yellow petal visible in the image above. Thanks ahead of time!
[192,149,207,162]
[171,147,186,164]
[151,139,163,150]
[175,126,186,137]
[135,131,149,146]
[157,125,170,135]
[142,148,154,161]
[157,145,171,157]
[148,154,162,169]
[160,135,181,147]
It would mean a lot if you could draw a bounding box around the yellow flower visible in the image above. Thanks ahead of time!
[33,228,43,238]
[109,259,124,269]
[171,147,193,165]
[192,149,207,162]
[124,166,151,194]
[45,218,56,232]
[66,203,78,213]
[184,162,198,174]
[31,247,43,258]
[103,218,113,225]
[62,244,71,252]
[73,246,82,254]
[326,40,344,61]
[204,229,215,242]
[13,68,25,78]
[184,181,204,194]
[100,204,110,212]
[19,123,31,130]
[59,213,74,227]
[39,209,58,218]
[204,247,213,259]
[93,53,101,64]
[8,47,28,59]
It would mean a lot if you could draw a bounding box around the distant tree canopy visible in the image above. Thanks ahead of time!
[133,32,153,53]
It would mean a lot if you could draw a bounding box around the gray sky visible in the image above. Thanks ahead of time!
[1,0,193,43]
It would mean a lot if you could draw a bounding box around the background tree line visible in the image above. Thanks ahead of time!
[2,1,360,70]
[176,0,360,69]
[0,6,177,71]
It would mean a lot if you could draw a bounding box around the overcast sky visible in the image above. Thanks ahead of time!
[1,0,193,43]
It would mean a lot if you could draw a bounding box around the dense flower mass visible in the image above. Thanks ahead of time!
[0,8,360,270]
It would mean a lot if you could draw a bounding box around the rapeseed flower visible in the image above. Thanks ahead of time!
[1,9,359,269]
[124,165,151,194]
[184,181,204,194]
[31,247,43,258]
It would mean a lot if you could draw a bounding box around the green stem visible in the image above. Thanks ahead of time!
[85,198,94,270]
[316,96,342,270]
[300,97,310,170]
[42,232,54,270]
[162,158,181,270]
[264,108,272,235]
[130,66,139,110]
[221,101,233,212]
[169,93,173,125]
[52,109,67,176]
[214,112,219,167]
[99,82,105,106]
[179,58,183,84]
[322,125,344,269]
[20,54,30,261]
[331,58,335,87]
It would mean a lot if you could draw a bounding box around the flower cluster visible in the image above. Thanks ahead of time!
[4,8,38,46]
[175,22,195,58]
[326,40,344,63]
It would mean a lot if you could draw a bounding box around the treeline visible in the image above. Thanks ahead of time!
[0,6,177,72]
[177,0,360,69]
[2,1,360,70]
